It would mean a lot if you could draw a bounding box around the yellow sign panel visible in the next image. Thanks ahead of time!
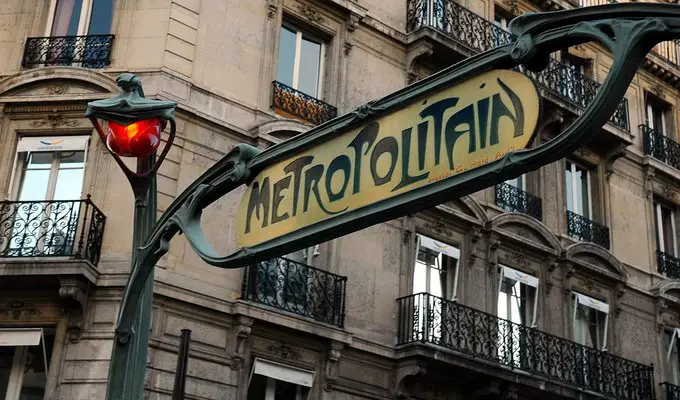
[237,70,540,247]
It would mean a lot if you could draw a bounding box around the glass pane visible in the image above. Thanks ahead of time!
[53,168,84,200]
[578,167,590,218]
[413,261,427,294]
[52,0,84,36]
[88,0,114,35]
[662,206,675,256]
[58,151,85,167]
[0,346,15,396]
[297,37,321,96]
[574,168,585,217]
[276,26,297,87]
[497,290,508,320]
[429,262,442,297]
[18,170,50,201]
[27,152,54,169]
[565,163,574,213]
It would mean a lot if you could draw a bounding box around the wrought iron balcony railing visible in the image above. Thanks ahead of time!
[495,182,543,220]
[0,197,106,265]
[241,256,347,327]
[271,81,338,126]
[567,210,611,249]
[641,125,680,171]
[22,35,114,69]
[405,0,629,131]
[662,382,680,400]
[397,293,655,400]
[657,250,680,279]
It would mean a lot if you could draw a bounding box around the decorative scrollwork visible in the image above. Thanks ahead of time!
[662,383,680,400]
[242,257,347,327]
[397,293,655,400]
[0,301,39,320]
[657,250,680,279]
[495,182,542,220]
[22,35,114,69]
[272,81,337,125]
[642,124,680,171]
[566,211,610,249]
[29,114,80,128]
[0,197,105,264]
[405,0,629,131]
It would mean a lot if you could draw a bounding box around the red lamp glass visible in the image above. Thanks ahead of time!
[106,118,164,157]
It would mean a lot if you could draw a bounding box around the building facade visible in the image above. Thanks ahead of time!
[1,0,680,399]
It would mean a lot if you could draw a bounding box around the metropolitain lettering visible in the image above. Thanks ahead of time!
[244,77,527,235]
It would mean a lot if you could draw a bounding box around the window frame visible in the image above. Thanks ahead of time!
[655,200,678,256]
[666,327,680,385]
[572,292,609,351]
[646,94,671,136]
[565,159,593,219]
[277,22,327,99]
[413,234,461,301]
[0,328,54,400]
[246,358,314,400]
[496,265,539,328]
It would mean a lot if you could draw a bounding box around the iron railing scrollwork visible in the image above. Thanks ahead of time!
[495,182,543,220]
[241,257,347,327]
[657,250,680,280]
[405,0,629,131]
[641,125,680,171]
[662,382,680,400]
[0,197,106,265]
[397,293,655,400]
[566,210,610,249]
[22,35,114,69]
[271,81,338,126]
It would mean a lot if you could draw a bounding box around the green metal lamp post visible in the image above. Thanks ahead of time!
[86,74,177,400]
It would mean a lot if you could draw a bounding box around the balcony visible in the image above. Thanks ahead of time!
[495,182,543,220]
[397,293,655,400]
[22,35,114,69]
[271,81,337,126]
[657,250,680,279]
[0,197,106,265]
[241,257,347,327]
[405,0,629,131]
[642,125,680,171]
[567,210,610,249]
[662,382,680,400]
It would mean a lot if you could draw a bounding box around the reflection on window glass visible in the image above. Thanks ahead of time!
[574,303,605,349]
[298,38,321,96]
[566,161,590,217]
[0,346,15,396]
[88,0,114,35]
[276,26,297,87]
[52,0,84,36]
[415,247,445,297]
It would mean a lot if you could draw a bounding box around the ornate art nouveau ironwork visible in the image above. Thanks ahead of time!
[271,80,337,125]
[642,124,680,171]
[406,0,629,130]
[22,35,114,69]
[566,210,610,249]
[241,257,347,327]
[397,293,654,400]
[495,182,543,220]
[657,250,680,280]
[0,197,106,264]
[662,382,680,400]
[96,5,680,399]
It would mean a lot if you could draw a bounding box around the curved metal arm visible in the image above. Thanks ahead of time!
[113,4,680,339]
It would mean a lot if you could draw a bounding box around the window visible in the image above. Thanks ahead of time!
[0,328,55,400]
[276,25,325,98]
[48,0,113,36]
[646,95,670,136]
[560,51,590,103]
[247,358,313,400]
[572,292,609,350]
[413,234,460,300]
[666,328,680,385]
[497,265,538,368]
[504,175,525,191]
[655,201,677,257]
[2,136,88,257]
[565,160,592,219]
